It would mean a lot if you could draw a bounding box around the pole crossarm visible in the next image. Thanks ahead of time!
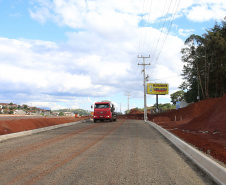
[137,55,150,121]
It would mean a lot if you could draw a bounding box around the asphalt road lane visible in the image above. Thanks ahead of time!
[0,119,216,184]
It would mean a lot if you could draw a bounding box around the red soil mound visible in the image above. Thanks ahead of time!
[118,94,226,164]
[158,97,219,121]
[179,94,226,133]
[0,117,89,135]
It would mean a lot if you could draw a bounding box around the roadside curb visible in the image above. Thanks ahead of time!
[146,120,226,185]
[0,119,89,142]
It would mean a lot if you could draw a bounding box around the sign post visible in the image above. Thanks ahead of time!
[156,94,158,112]
[147,83,169,113]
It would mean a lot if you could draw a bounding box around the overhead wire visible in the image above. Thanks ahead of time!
[124,0,182,103]
[125,0,147,95]
[127,0,154,92]
[149,0,173,61]
[123,0,155,100]
[149,0,181,79]
[139,0,153,55]
[145,0,169,58]
[155,0,181,60]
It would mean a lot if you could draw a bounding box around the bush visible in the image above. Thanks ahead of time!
[59,112,64,116]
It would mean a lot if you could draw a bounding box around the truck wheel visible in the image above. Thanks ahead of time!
[113,119,116,121]
[94,119,97,123]
[110,118,113,122]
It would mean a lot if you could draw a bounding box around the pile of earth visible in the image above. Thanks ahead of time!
[170,94,226,165]
[129,109,143,114]
[0,117,90,135]
[118,94,226,165]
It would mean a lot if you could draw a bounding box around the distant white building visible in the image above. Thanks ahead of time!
[52,112,60,116]
[43,110,51,116]
[64,112,75,116]
[14,110,26,115]
[176,100,189,109]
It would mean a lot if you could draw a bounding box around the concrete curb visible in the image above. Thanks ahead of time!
[0,119,89,142]
[146,121,226,185]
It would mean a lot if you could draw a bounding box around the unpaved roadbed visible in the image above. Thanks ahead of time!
[0,119,216,184]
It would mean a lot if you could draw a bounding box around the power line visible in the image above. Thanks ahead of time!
[149,0,181,79]
[125,0,182,109]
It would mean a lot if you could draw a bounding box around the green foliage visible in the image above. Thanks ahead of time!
[124,110,130,114]
[9,111,14,114]
[2,106,7,109]
[23,105,28,109]
[152,103,175,110]
[170,91,185,105]
[59,112,64,116]
[9,107,14,110]
[53,108,91,116]
[9,102,13,105]
[180,21,226,102]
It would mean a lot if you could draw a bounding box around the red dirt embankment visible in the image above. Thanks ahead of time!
[119,94,226,165]
[170,94,226,164]
[0,117,90,135]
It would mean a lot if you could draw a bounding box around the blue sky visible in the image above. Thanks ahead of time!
[0,0,225,113]
[0,0,73,41]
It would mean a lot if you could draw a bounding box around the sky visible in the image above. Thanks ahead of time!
[0,0,225,113]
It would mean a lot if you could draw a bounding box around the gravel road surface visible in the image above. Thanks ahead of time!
[0,119,216,185]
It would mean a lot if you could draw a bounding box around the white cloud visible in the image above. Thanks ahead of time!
[4,0,225,109]
[184,1,226,22]
[178,28,195,37]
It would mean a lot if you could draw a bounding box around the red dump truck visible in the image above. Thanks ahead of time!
[91,100,117,123]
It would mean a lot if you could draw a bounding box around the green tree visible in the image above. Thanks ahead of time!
[180,21,226,102]
[170,91,185,105]
[124,110,130,114]
[151,103,175,110]
[59,112,64,116]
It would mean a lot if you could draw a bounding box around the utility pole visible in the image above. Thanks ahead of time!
[138,55,150,121]
[125,91,131,114]
[120,103,121,113]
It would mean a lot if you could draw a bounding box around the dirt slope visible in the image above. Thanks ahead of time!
[179,94,226,133]
[119,94,226,165]
[0,117,90,135]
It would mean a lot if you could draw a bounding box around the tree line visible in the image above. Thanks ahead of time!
[179,20,226,103]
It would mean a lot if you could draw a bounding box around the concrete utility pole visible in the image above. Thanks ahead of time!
[125,91,131,114]
[138,55,150,121]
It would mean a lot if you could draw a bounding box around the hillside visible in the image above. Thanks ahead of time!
[179,94,226,133]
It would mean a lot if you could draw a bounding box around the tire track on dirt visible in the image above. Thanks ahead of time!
[0,122,105,162]
[7,120,124,185]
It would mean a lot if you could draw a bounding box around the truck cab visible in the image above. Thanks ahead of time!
[92,101,117,123]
